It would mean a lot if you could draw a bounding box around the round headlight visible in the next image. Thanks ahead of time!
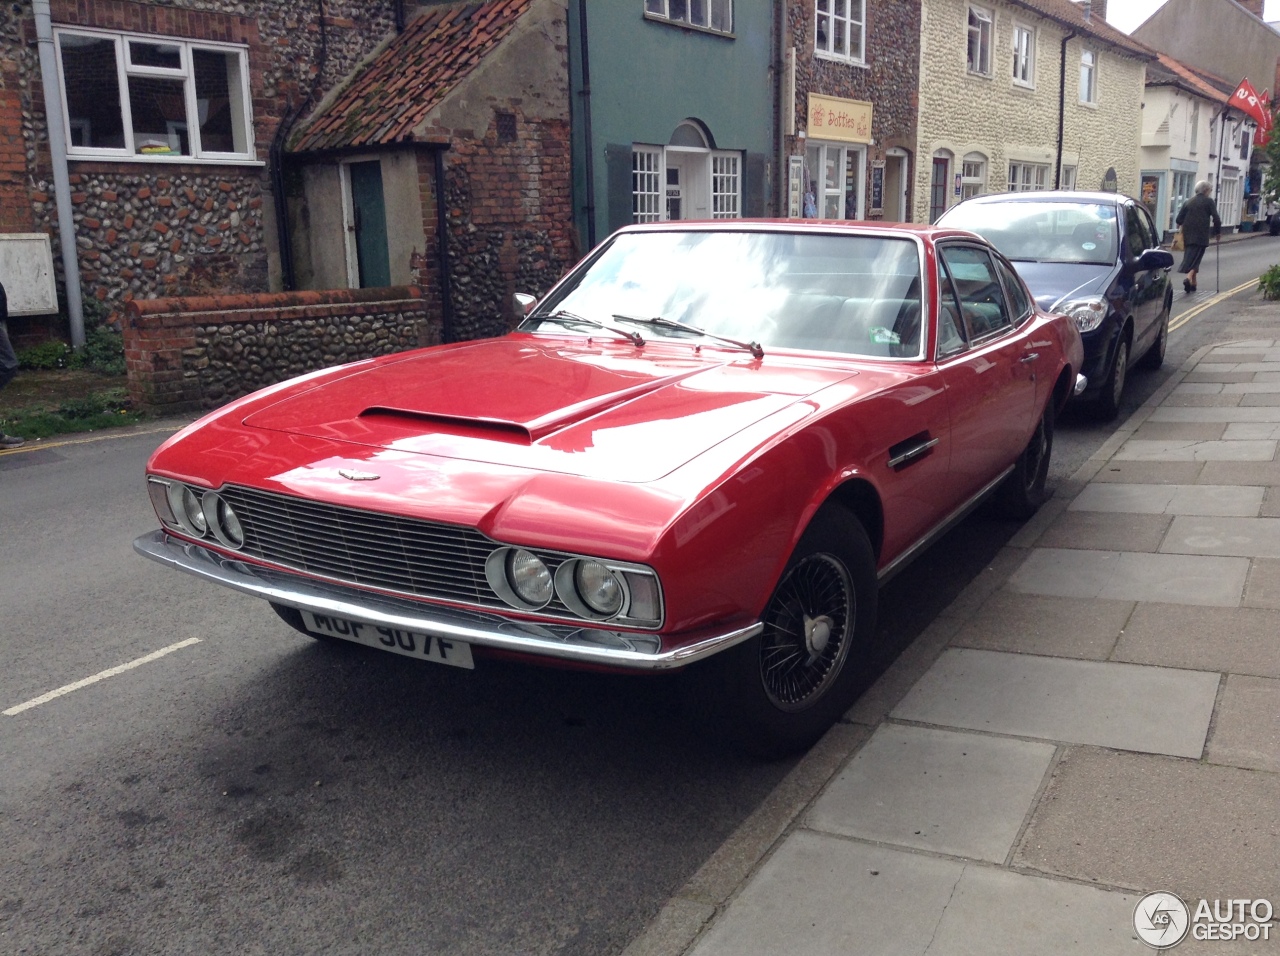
[168,484,208,536]
[508,549,553,606]
[574,561,624,616]
[202,492,245,549]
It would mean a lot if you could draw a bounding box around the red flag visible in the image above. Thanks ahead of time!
[1231,77,1270,127]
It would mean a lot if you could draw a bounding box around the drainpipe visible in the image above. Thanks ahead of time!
[33,0,85,347]
[395,0,406,32]
[777,0,788,218]
[576,0,596,248]
[433,147,456,343]
[1055,31,1076,189]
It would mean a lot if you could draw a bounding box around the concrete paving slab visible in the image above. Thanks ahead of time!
[950,592,1131,660]
[1173,383,1225,394]
[1206,675,1280,773]
[1007,548,1248,607]
[925,866,1145,955]
[1222,382,1280,393]
[1163,394,1245,408]
[1245,558,1280,609]
[1068,484,1264,517]
[1239,394,1280,406]
[1015,749,1280,906]
[1150,406,1280,422]
[686,832,965,956]
[1035,511,1171,552]
[1223,422,1280,438]
[1182,371,1257,384]
[1199,461,1280,486]
[1129,422,1228,441]
[1226,362,1280,372]
[807,724,1055,863]
[891,649,1219,758]
[1094,461,1206,484]
[1113,603,1280,678]
[1161,515,1280,558]
[1264,490,1280,518]
[1113,439,1277,461]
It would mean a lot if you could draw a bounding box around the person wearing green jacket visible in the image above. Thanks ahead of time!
[1175,180,1222,294]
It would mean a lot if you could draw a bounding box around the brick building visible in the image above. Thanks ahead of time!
[782,0,921,223]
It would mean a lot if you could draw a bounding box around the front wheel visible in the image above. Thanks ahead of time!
[1092,334,1129,421]
[682,506,878,759]
[996,400,1054,519]
[1138,295,1171,370]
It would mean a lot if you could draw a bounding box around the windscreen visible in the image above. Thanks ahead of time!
[527,230,925,359]
[942,201,1118,265]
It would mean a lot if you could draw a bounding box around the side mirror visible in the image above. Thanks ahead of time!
[512,292,537,318]
[1136,249,1174,271]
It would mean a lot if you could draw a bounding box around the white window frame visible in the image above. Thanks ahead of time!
[643,0,733,34]
[1219,174,1241,225]
[961,153,987,200]
[1008,161,1048,191]
[1190,101,1200,155]
[1060,164,1077,190]
[632,146,663,223]
[711,151,741,218]
[967,5,993,76]
[53,26,255,164]
[1011,23,1035,87]
[815,0,867,64]
[805,142,865,220]
[1079,48,1097,104]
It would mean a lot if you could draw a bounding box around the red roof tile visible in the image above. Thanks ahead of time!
[1008,0,1157,60]
[290,0,536,153]
[1149,52,1235,104]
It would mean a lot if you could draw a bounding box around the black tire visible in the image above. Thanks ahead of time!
[1092,333,1129,421]
[682,506,878,759]
[1138,294,1171,370]
[996,400,1054,519]
[270,601,331,640]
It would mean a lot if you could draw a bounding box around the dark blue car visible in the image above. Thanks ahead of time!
[938,191,1174,420]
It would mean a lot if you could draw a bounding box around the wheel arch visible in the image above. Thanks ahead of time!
[821,477,885,564]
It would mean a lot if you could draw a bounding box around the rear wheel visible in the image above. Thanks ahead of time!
[683,506,878,759]
[1092,334,1129,421]
[996,400,1054,519]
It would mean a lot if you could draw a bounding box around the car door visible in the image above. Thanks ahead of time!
[935,242,1038,500]
[1122,202,1166,357]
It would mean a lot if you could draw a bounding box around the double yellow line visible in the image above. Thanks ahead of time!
[1168,278,1256,333]
[0,423,182,457]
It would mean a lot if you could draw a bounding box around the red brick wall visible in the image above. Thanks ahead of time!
[0,88,32,231]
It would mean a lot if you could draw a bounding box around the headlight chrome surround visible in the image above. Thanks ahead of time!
[162,480,209,538]
[201,491,245,550]
[487,547,663,627]
[1057,295,1109,333]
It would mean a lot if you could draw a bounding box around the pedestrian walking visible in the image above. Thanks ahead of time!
[0,279,25,448]
[1175,180,1221,294]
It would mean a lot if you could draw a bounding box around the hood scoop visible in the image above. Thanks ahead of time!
[360,407,533,445]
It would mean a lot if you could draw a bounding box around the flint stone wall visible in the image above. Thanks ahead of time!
[124,287,436,412]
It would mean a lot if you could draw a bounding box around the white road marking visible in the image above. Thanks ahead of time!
[3,638,201,716]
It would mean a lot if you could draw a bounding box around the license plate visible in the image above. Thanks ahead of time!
[299,611,475,670]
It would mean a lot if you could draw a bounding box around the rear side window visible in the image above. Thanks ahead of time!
[995,256,1033,324]
[936,256,969,357]
[938,244,1011,341]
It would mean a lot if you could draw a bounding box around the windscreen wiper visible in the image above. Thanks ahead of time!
[612,314,763,359]
[537,310,644,347]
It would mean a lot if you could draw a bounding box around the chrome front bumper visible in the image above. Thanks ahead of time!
[133,531,761,671]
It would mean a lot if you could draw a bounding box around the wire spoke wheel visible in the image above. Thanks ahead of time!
[759,553,854,712]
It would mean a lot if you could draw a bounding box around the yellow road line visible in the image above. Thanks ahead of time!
[1169,278,1256,333]
[0,423,184,457]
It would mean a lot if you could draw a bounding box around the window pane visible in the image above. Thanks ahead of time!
[128,75,190,156]
[689,0,705,26]
[58,34,125,149]
[129,40,182,69]
[669,0,687,21]
[645,0,664,13]
[194,48,247,153]
[710,0,731,31]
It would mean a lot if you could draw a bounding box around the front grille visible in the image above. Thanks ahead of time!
[218,485,569,613]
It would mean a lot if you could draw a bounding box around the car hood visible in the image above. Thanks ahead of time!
[1010,261,1115,312]
[240,335,858,483]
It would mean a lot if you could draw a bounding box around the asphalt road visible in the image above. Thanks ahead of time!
[1,237,1275,956]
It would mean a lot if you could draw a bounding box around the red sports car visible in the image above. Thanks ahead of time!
[136,222,1084,757]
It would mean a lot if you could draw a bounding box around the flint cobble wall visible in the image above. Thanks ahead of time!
[124,287,436,412]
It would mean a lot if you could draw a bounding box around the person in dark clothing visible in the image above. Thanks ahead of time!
[0,280,24,447]
[1175,180,1222,294]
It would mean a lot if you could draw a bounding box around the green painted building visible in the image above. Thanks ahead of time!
[568,0,777,249]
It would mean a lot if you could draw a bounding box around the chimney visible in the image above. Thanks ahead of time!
[1240,0,1265,18]
[1092,0,1107,21]
[1080,0,1091,21]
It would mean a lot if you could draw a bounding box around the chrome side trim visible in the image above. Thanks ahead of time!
[875,466,1014,585]
[133,531,758,671]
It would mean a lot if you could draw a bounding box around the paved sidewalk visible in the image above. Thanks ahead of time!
[628,297,1280,955]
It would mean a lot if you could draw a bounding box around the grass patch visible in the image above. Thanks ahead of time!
[1,381,142,440]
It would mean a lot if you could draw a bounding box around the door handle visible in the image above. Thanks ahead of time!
[887,437,940,469]
[1019,352,1040,363]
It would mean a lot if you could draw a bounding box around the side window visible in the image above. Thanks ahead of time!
[939,245,1011,341]
[1124,204,1154,259]
[936,256,969,358]
[995,256,1033,324]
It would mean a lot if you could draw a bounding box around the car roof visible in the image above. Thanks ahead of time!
[616,218,983,243]
[951,190,1133,207]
